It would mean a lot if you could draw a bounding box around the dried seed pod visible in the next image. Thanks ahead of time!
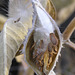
[23,0,63,75]
[0,0,55,75]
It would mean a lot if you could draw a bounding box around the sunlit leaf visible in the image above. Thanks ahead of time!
[0,18,30,75]
[0,15,7,32]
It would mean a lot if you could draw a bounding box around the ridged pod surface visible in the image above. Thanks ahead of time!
[23,0,62,75]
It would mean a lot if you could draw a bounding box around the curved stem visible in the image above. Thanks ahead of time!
[63,18,75,50]
[63,18,75,40]
[65,40,75,50]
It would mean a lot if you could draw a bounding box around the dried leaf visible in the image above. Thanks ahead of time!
[0,18,29,75]
[46,0,56,20]
[0,0,32,74]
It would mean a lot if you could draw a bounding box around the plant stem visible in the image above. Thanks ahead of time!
[66,40,75,50]
[63,18,75,40]
[63,18,75,50]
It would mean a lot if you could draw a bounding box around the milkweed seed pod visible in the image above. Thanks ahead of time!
[0,0,56,75]
[23,0,63,75]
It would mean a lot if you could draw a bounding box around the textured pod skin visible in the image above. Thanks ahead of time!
[23,0,63,75]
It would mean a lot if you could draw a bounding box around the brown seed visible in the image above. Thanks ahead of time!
[36,52,44,60]
[33,49,38,59]
[31,42,36,50]
[39,40,44,49]
[47,57,52,69]
[54,46,58,52]
[50,33,58,46]
[36,52,44,67]
[48,43,53,52]
[52,46,58,54]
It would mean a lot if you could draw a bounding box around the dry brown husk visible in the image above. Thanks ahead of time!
[24,1,62,75]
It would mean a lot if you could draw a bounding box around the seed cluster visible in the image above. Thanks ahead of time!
[31,33,58,72]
